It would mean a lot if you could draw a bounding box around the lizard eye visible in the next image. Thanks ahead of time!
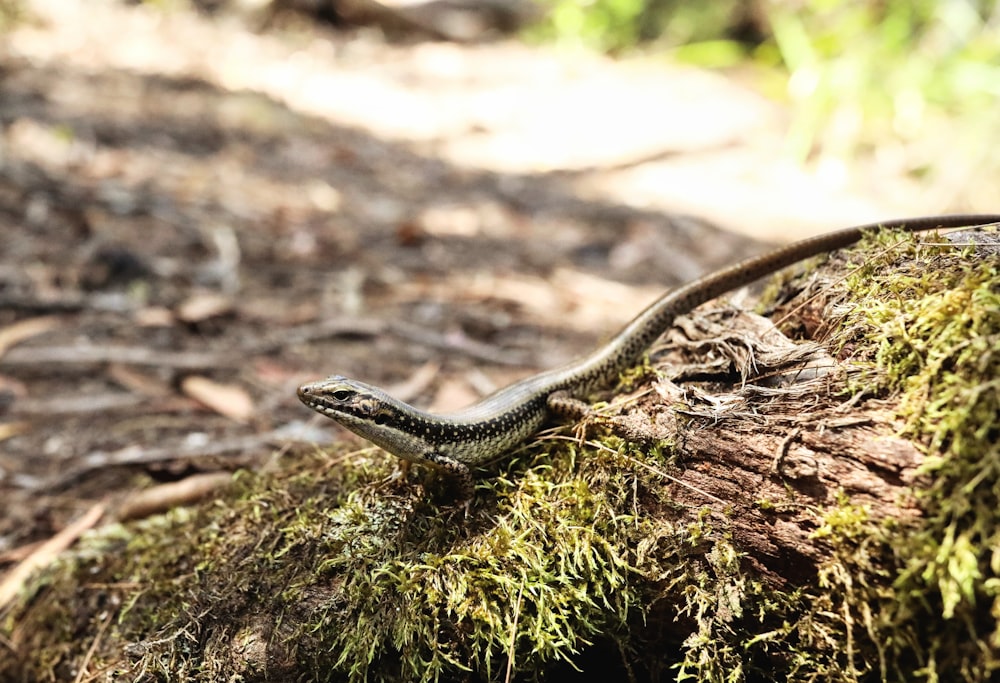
[331,390,353,401]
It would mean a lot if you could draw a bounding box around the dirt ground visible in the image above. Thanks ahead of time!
[0,0,991,572]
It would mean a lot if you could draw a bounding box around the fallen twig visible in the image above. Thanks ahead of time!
[0,501,106,610]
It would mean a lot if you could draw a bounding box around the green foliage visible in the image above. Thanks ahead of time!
[527,0,1000,183]
[527,0,744,56]
[540,0,645,53]
[0,0,24,31]
[765,0,1000,160]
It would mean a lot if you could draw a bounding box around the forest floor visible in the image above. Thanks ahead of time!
[0,0,991,568]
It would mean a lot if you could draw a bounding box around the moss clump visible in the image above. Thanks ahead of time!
[827,228,1000,681]
[2,440,689,681]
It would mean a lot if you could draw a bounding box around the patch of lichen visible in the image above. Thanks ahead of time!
[819,228,1000,681]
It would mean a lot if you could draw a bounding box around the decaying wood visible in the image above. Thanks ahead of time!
[596,307,925,584]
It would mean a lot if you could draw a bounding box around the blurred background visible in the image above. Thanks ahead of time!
[0,0,998,551]
[3,0,998,233]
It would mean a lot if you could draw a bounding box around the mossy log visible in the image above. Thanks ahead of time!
[2,228,997,682]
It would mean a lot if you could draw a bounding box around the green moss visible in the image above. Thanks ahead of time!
[827,228,1000,680]
[2,442,653,680]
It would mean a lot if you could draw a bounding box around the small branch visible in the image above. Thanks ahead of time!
[1,345,229,370]
[1,318,537,372]
[0,501,106,610]
[116,472,234,521]
[33,427,324,492]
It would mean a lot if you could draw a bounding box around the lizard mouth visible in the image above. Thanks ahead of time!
[296,384,338,415]
[296,381,376,422]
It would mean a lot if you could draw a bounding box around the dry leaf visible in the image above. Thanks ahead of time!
[180,376,255,422]
[133,306,175,327]
[176,292,234,323]
[0,316,61,358]
[107,364,172,397]
[0,421,30,442]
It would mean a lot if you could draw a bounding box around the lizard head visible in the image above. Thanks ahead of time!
[296,375,433,462]
[297,376,393,423]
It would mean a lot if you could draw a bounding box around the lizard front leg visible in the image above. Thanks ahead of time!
[423,451,475,501]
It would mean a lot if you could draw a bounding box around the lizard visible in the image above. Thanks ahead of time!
[297,214,1000,498]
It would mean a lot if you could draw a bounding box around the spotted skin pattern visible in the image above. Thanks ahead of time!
[298,214,1000,498]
